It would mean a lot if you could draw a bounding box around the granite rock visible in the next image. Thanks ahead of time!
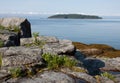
[0,17,31,38]
[3,71,75,83]
[21,36,75,55]
[0,46,43,73]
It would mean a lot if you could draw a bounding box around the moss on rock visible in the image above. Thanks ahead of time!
[73,42,120,58]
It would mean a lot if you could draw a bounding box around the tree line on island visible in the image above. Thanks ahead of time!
[48,14,102,19]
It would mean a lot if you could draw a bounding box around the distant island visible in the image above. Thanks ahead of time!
[48,14,102,19]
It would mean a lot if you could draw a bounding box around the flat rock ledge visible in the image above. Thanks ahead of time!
[0,39,118,83]
[0,35,77,83]
[98,57,120,71]
[0,46,43,73]
[61,68,96,83]
[3,71,75,83]
[20,36,76,55]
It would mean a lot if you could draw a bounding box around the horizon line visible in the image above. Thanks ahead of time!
[0,12,120,16]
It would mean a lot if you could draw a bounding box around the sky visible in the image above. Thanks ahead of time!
[0,0,120,16]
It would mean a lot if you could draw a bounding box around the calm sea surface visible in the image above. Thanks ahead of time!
[0,14,120,49]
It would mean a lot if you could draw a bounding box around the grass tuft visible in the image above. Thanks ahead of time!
[0,25,20,32]
[101,72,115,81]
[0,40,4,47]
[25,32,45,48]
[42,53,77,70]
[9,67,22,78]
[0,53,2,67]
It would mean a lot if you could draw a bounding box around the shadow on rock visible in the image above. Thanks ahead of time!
[74,50,105,76]
[83,59,105,75]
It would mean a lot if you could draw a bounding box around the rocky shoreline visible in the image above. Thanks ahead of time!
[0,17,120,83]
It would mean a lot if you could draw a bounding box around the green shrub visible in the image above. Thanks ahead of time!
[10,67,22,78]
[12,26,20,32]
[24,40,45,48]
[0,53,2,67]
[101,72,115,81]
[33,32,40,45]
[33,32,39,38]
[33,32,39,42]
[26,69,35,77]
[0,40,4,47]
[0,25,20,32]
[0,25,5,30]
[42,53,77,69]
[25,32,45,48]
[71,67,87,73]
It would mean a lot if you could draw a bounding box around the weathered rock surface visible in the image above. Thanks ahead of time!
[0,72,10,83]
[61,68,96,83]
[20,36,59,45]
[99,57,120,71]
[21,36,75,55]
[115,74,120,83]
[80,48,103,56]
[0,17,31,38]
[43,39,75,55]
[0,46,43,73]
[98,76,114,83]
[3,71,75,83]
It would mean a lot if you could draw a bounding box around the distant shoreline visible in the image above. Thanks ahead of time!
[48,14,102,19]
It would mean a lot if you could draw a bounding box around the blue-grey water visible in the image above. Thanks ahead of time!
[0,14,120,49]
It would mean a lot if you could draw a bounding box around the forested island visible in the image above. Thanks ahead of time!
[48,14,102,19]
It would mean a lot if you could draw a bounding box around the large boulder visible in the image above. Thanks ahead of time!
[0,46,43,73]
[0,17,31,38]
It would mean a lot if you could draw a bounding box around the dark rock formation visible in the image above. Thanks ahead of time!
[0,17,31,38]
[0,17,32,47]
[0,30,20,46]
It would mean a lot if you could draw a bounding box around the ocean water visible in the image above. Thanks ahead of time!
[0,14,120,49]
